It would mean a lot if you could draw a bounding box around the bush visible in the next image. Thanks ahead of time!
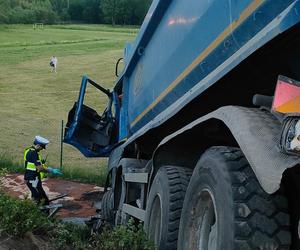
[0,167,8,193]
[0,13,8,23]
[7,6,59,24]
[90,219,155,250]
[34,7,58,24]
[0,194,51,237]
[0,192,154,250]
[50,219,154,250]
[50,222,90,250]
[7,7,35,24]
[0,167,8,178]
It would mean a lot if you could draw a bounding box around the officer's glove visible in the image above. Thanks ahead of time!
[52,168,62,175]
[47,167,62,175]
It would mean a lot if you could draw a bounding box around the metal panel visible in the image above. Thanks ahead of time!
[122,1,300,148]
[128,0,232,129]
[122,204,145,221]
[121,0,300,135]
[119,158,148,173]
[124,173,148,183]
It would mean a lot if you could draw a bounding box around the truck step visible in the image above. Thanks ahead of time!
[122,203,145,221]
[124,173,148,183]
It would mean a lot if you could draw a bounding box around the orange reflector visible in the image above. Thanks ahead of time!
[272,75,300,114]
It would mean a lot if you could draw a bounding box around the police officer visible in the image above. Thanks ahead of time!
[24,135,61,205]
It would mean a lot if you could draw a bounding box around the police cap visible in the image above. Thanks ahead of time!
[33,135,49,149]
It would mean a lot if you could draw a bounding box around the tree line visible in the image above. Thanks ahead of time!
[0,0,152,25]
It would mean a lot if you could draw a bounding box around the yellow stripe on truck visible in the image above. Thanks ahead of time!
[131,0,265,127]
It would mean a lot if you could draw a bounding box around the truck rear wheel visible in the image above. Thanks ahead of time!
[144,166,192,250]
[101,189,114,224]
[178,146,291,250]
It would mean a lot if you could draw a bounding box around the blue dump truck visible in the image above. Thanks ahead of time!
[64,0,300,249]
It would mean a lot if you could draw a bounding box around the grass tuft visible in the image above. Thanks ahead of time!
[0,152,23,173]
[90,219,155,250]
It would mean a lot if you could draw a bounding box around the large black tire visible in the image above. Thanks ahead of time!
[101,189,114,224]
[178,146,291,250]
[281,166,300,249]
[144,166,192,250]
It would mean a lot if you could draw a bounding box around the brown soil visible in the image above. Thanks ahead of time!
[0,173,104,219]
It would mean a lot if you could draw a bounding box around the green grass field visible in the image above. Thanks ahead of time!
[0,24,137,184]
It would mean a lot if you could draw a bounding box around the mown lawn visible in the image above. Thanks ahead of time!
[0,24,137,184]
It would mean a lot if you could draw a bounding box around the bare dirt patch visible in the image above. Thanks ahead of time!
[0,173,104,219]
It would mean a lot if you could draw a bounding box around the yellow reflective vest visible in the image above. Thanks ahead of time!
[24,147,47,180]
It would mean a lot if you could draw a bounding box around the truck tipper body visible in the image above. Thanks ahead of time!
[64,1,300,249]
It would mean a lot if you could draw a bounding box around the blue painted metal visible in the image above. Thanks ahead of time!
[64,75,88,142]
[64,75,118,157]
[118,0,300,137]
[118,76,130,140]
[119,0,173,78]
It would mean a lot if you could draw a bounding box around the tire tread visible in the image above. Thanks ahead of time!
[163,166,192,249]
[101,189,114,223]
[211,146,290,250]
